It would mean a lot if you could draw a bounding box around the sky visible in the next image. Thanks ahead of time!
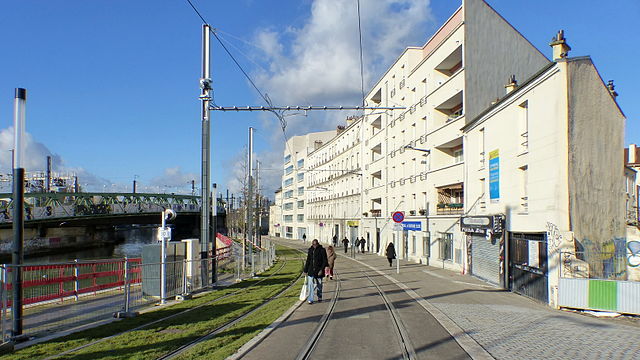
[0,0,638,199]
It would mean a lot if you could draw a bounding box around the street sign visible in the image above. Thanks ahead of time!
[392,211,405,223]
[156,227,171,242]
[393,224,403,231]
[402,221,422,231]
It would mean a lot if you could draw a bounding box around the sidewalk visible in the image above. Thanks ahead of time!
[271,238,640,360]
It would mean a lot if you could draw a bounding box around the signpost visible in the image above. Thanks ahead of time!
[392,212,404,274]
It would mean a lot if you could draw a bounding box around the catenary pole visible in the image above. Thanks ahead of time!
[200,24,212,286]
[245,127,254,270]
[12,88,26,338]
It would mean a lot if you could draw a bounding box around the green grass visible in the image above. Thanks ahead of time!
[5,246,303,360]
[174,276,304,360]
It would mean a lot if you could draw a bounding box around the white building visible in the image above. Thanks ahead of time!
[278,130,336,240]
[271,0,628,305]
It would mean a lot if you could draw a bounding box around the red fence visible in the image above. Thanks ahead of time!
[3,246,231,307]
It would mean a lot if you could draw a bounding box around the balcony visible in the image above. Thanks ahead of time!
[436,203,464,215]
[436,183,463,215]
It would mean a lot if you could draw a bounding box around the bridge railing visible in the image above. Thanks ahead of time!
[0,243,275,340]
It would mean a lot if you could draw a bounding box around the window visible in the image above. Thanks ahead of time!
[479,178,486,210]
[520,165,528,213]
[297,200,304,209]
[297,172,304,182]
[283,177,293,187]
[285,226,293,238]
[283,202,293,211]
[423,234,430,257]
[284,155,291,164]
[412,235,417,255]
[297,187,304,196]
[454,148,463,164]
[284,190,293,199]
[439,233,453,261]
[479,128,485,169]
[284,215,293,223]
[285,165,293,175]
[297,159,304,168]
[297,214,304,222]
[519,101,529,153]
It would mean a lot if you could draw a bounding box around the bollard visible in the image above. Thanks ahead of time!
[251,245,255,277]
[182,259,188,294]
[124,258,130,313]
[235,255,241,282]
[73,259,80,301]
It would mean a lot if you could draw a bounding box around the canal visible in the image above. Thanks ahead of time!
[23,226,156,264]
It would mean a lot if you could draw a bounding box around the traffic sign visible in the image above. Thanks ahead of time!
[392,211,405,223]
[393,224,403,231]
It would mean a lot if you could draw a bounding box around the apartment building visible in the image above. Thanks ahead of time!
[271,0,627,305]
[306,118,364,243]
[269,188,282,237]
[463,45,625,303]
[278,130,336,240]
[357,0,548,271]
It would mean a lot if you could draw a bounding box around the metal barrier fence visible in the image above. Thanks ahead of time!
[0,242,276,340]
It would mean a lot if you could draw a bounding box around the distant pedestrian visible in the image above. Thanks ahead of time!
[385,242,396,267]
[303,239,328,304]
[332,235,338,247]
[342,237,349,253]
[302,233,307,243]
[325,245,336,280]
[360,237,365,253]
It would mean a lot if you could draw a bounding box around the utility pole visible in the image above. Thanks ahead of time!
[256,160,261,247]
[212,183,217,283]
[12,88,26,339]
[245,127,254,270]
[199,24,212,286]
[132,175,138,194]
[45,155,51,192]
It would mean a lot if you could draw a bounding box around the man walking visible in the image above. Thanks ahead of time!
[303,239,328,304]
[302,233,307,243]
[342,237,349,254]
[332,234,338,247]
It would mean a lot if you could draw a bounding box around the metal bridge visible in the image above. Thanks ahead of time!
[0,192,203,226]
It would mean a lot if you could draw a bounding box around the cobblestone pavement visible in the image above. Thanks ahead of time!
[430,302,640,359]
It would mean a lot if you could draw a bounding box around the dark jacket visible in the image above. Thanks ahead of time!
[304,245,328,278]
[385,243,396,259]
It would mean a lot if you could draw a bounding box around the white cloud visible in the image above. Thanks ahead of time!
[149,166,198,190]
[228,0,434,197]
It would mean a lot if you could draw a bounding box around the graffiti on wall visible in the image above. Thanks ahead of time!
[546,222,564,253]
[629,241,640,267]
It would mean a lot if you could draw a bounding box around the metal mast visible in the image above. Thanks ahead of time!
[200,24,212,285]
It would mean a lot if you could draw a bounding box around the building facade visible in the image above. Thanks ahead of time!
[270,0,628,305]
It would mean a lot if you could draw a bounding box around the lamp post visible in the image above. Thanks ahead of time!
[12,88,26,339]
[404,145,431,264]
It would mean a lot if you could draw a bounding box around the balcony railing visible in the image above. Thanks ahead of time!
[436,203,464,215]
[370,209,382,217]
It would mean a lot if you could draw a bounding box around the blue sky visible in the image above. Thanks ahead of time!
[0,0,638,198]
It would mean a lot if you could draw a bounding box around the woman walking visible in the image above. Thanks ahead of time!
[385,242,396,267]
[325,245,337,280]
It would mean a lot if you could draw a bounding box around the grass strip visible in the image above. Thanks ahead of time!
[5,246,302,360]
[174,275,304,360]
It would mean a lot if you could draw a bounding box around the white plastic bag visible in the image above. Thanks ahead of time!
[299,276,308,301]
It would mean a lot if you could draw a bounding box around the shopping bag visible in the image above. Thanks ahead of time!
[299,276,308,301]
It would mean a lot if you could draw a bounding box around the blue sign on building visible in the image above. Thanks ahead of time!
[489,149,500,203]
[402,221,422,231]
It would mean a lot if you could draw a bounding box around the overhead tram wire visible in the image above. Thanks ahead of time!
[356,0,366,108]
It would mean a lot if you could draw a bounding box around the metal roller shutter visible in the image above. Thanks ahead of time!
[471,234,500,285]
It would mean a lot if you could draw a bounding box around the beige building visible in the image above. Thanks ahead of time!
[271,0,628,305]
[276,130,336,240]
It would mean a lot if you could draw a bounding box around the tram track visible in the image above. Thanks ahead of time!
[43,248,299,360]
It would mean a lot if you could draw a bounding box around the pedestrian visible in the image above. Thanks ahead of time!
[325,245,336,280]
[342,237,349,253]
[332,235,338,247]
[360,237,365,253]
[302,233,307,243]
[303,239,328,304]
[385,242,396,267]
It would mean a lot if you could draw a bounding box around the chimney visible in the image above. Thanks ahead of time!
[314,140,323,150]
[631,144,637,164]
[336,125,346,135]
[549,30,571,61]
[505,75,518,94]
[607,80,618,98]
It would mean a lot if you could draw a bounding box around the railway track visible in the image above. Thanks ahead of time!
[295,268,416,360]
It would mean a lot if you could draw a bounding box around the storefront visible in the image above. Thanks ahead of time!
[461,215,506,287]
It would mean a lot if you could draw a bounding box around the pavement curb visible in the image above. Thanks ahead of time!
[344,254,495,360]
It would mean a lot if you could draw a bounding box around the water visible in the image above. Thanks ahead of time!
[23,226,155,264]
